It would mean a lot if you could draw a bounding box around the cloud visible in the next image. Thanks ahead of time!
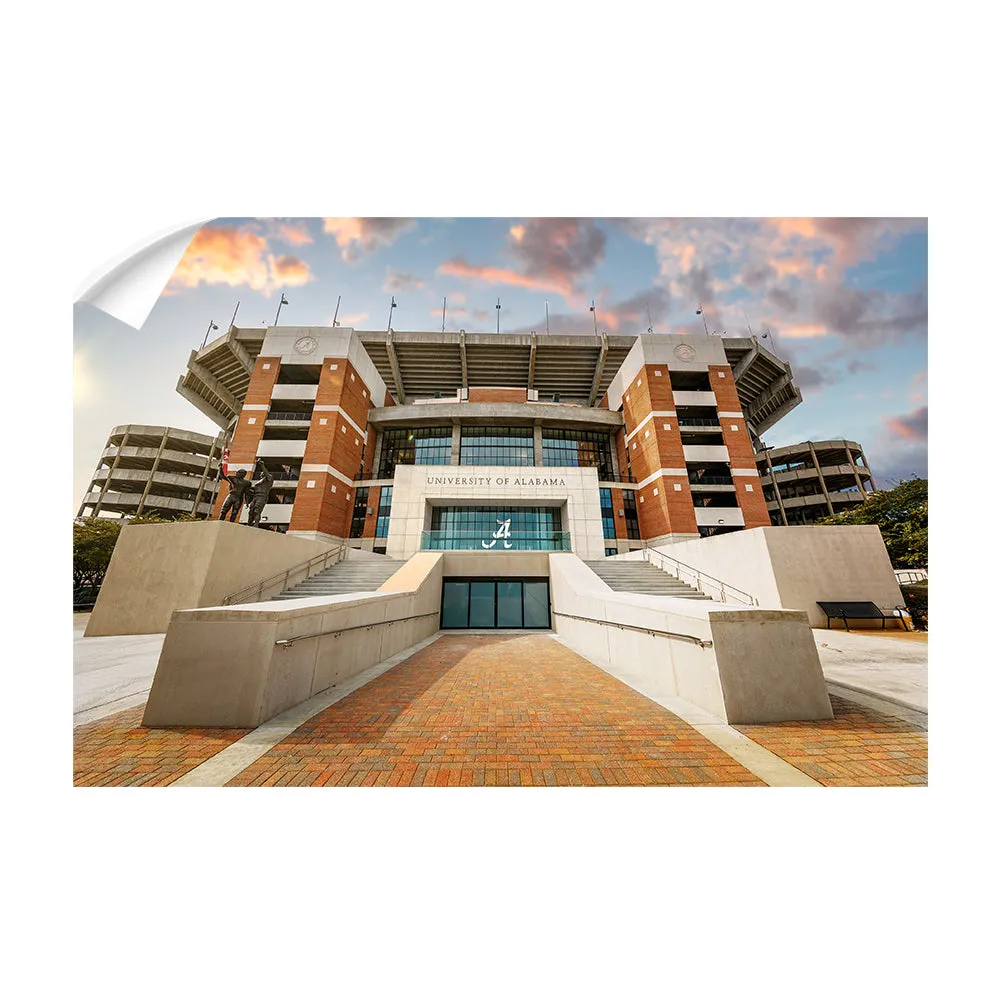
[169,224,313,296]
[884,405,928,442]
[438,219,607,305]
[382,268,425,293]
[909,369,927,403]
[618,217,926,348]
[270,254,312,286]
[322,218,416,262]
[438,257,574,299]
[269,219,313,246]
[777,322,827,339]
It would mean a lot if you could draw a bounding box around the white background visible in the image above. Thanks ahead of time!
[3,1,993,997]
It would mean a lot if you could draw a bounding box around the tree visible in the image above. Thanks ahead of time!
[73,518,125,590]
[72,512,201,591]
[817,477,927,569]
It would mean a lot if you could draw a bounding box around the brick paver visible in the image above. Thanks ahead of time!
[74,706,250,787]
[226,633,765,786]
[735,694,927,786]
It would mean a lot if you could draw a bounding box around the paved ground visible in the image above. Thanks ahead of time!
[73,705,250,786]
[226,633,764,786]
[814,629,928,711]
[72,631,928,787]
[73,615,165,727]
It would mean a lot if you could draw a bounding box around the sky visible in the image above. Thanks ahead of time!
[73,217,928,510]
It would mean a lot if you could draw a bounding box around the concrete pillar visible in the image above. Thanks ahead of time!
[806,441,835,517]
[762,447,788,526]
[371,430,384,479]
[533,425,544,467]
[193,434,221,517]
[859,447,874,491]
[93,429,129,517]
[846,441,866,495]
[450,422,461,465]
[137,427,170,515]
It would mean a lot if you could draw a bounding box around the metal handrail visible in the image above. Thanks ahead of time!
[552,611,713,648]
[275,611,439,646]
[222,540,348,605]
[677,418,722,427]
[641,546,758,607]
[689,475,734,485]
[267,411,313,422]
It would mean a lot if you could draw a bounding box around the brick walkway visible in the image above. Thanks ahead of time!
[71,634,929,788]
[735,694,928,786]
[225,633,765,786]
[73,706,250,787]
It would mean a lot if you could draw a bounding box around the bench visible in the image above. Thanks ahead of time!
[816,601,910,632]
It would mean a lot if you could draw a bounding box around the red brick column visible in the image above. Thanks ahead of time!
[211,356,280,517]
[709,364,770,529]
[289,356,373,538]
[622,365,697,539]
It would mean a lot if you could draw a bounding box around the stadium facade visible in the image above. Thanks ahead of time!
[178,325,802,557]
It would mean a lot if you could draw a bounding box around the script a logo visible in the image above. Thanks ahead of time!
[482,518,513,549]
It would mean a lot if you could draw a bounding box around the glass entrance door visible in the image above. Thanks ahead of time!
[440,578,550,629]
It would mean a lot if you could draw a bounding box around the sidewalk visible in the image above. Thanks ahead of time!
[73,631,928,787]
[813,628,928,712]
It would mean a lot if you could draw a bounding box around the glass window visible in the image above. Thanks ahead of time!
[542,428,613,480]
[441,581,470,628]
[378,426,452,478]
[427,506,564,550]
[460,426,534,466]
[599,487,615,539]
[622,491,640,540]
[349,486,369,538]
[605,546,618,557]
[375,486,393,537]
[496,582,524,628]
[523,581,549,628]
[469,581,495,627]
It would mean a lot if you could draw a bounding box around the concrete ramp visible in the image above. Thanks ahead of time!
[549,553,832,725]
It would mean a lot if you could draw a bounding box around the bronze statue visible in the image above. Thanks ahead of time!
[247,460,274,528]
[219,469,252,522]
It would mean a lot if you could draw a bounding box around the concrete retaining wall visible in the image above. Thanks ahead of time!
[85,520,335,637]
[141,552,443,728]
[654,525,906,628]
[549,553,832,724]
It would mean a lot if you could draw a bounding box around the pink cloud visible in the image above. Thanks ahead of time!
[323,218,416,262]
[885,405,928,441]
[270,219,313,246]
[437,257,574,299]
[169,225,312,296]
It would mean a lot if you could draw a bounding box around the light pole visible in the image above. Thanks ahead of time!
[696,302,710,335]
[386,296,397,331]
[200,320,219,350]
[273,292,289,326]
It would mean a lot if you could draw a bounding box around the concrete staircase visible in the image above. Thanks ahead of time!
[584,559,712,600]
[270,557,406,601]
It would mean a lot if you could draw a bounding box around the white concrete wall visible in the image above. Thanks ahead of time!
[142,552,443,728]
[86,520,335,637]
[607,334,728,411]
[657,525,906,628]
[672,391,718,407]
[270,384,318,401]
[257,439,307,458]
[548,553,832,724]
[694,507,745,527]
[683,444,730,463]
[386,465,606,560]
[259,328,390,407]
